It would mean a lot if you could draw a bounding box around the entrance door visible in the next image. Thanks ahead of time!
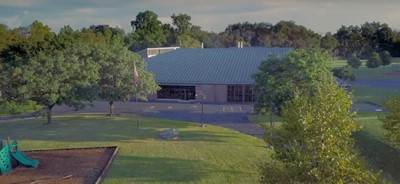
[157,85,196,100]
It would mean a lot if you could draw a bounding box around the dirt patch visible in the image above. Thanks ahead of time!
[0,146,118,184]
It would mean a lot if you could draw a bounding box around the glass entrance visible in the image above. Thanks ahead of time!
[157,85,195,100]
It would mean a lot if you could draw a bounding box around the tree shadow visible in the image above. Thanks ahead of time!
[105,155,254,183]
[0,114,238,143]
[354,130,400,182]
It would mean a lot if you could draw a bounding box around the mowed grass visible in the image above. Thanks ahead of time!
[0,114,271,184]
[352,86,399,106]
[354,113,400,182]
[332,58,400,106]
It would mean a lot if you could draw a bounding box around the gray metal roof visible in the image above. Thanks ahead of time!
[145,47,292,85]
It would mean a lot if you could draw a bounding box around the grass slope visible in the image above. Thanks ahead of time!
[0,114,270,184]
[352,86,399,106]
[354,113,400,183]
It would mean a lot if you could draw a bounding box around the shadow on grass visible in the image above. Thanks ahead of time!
[354,130,400,183]
[106,155,253,183]
[0,114,238,143]
[106,155,208,183]
[141,110,250,124]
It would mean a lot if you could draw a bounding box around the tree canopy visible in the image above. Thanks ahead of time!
[252,49,336,114]
[0,21,159,123]
[260,84,380,183]
[130,10,166,50]
[380,96,400,148]
[94,40,159,116]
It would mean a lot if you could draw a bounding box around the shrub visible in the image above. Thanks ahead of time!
[347,53,361,68]
[366,52,382,68]
[380,51,392,66]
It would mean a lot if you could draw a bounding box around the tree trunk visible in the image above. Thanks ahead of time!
[47,104,55,124]
[109,101,114,116]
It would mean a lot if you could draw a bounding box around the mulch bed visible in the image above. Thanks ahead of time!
[0,146,118,184]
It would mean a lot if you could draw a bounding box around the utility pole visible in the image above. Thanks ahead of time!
[201,94,206,127]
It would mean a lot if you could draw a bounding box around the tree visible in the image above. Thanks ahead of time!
[379,96,400,148]
[162,23,177,46]
[380,51,392,66]
[320,32,338,56]
[94,41,159,116]
[366,51,382,68]
[335,25,367,58]
[332,65,356,82]
[191,25,214,48]
[0,39,99,124]
[171,13,192,35]
[260,84,380,183]
[347,53,362,68]
[130,10,166,50]
[177,34,201,48]
[252,49,335,114]
[271,21,321,49]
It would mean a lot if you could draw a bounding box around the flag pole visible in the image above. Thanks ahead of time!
[134,62,140,128]
[136,93,139,128]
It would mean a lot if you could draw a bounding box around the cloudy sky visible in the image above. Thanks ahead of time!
[1,0,400,34]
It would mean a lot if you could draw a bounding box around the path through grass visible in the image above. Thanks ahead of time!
[0,114,271,183]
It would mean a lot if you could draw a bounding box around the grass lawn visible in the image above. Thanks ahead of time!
[0,113,271,184]
[352,86,400,106]
[354,112,400,183]
[247,114,282,135]
[0,101,43,118]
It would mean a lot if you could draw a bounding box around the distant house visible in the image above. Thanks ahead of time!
[137,47,180,58]
[145,47,292,103]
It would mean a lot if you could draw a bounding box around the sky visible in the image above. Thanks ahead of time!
[1,0,400,35]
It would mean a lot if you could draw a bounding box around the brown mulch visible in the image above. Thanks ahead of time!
[0,147,118,184]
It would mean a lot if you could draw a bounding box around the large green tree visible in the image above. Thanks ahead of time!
[380,50,392,66]
[260,84,380,183]
[379,96,400,148]
[366,51,382,68]
[94,41,159,116]
[171,13,192,35]
[130,10,166,50]
[347,53,362,68]
[0,21,100,123]
[252,49,335,114]
[320,32,339,56]
[0,40,99,124]
[332,65,356,82]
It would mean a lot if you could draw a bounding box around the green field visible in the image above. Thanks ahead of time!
[354,113,400,182]
[332,58,400,106]
[0,114,270,183]
[352,86,399,106]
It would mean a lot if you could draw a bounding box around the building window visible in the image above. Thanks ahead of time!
[227,85,243,102]
[157,85,195,100]
[244,85,254,102]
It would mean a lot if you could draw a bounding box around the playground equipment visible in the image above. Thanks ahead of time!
[0,138,39,175]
